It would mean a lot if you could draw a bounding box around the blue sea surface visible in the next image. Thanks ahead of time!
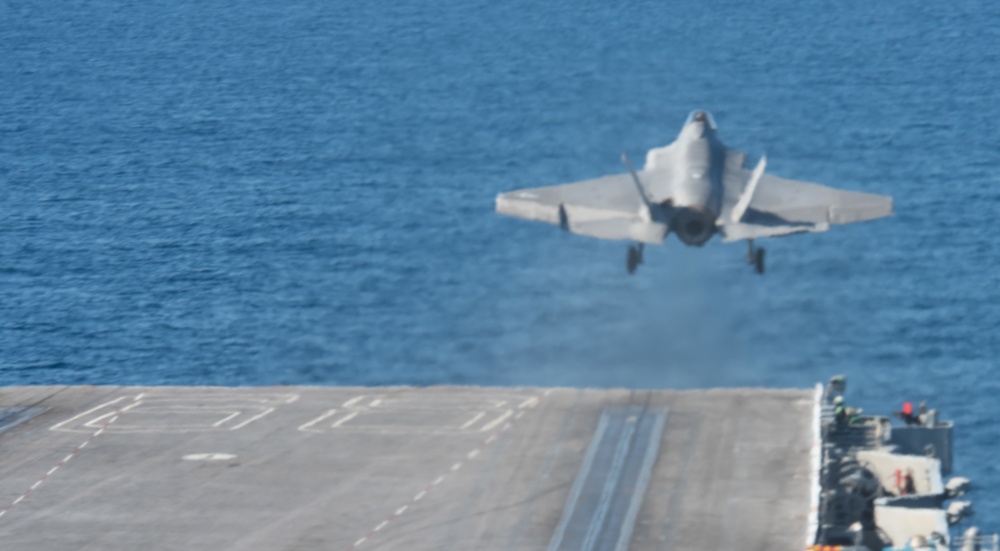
[2,0,999,530]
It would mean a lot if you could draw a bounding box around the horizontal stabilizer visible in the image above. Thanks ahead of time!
[721,220,829,242]
[571,218,668,244]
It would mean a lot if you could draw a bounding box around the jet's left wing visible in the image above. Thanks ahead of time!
[496,170,672,244]
[720,164,892,242]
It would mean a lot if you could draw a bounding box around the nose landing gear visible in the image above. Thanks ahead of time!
[626,243,644,274]
[747,240,765,274]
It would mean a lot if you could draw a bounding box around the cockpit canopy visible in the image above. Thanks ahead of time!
[685,110,717,129]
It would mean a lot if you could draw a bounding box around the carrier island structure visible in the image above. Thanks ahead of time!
[0,378,991,550]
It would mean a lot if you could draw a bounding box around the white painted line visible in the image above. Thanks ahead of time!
[433,476,445,485]
[806,383,823,547]
[354,537,367,547]
[93,428,105,437]
[369,399,382,407]
[183,453,237,461]
[51,396,126,430]
[0,511,6,518]
[12,496,24,505]
[518,396,539,409]
[284,394,300,404]
[46,467,59,476]
[544,389,554,396]
[343,396,365,408]
[413,490,426,501]
[460,411,485,430]
[374,521,388,532]
[485,435,497,445]
[30,481,42,490]
[62,454,74,464]
[515,411,525,420]
[331,411,359,429]
[481,410,513,432]
[77,440,88,449]
[395,505,408,516]
[83,411,120,429]
[212,412,241,428]
[298,409,338,432]
[450,462,462,472]
[229,407,275,430]
[467,449,480,459]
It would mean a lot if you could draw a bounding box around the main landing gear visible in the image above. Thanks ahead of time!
[747,239,765,274]
[626,243,644,275]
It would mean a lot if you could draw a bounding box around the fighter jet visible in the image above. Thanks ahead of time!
[495,111,893,274]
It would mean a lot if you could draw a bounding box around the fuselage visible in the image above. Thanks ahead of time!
[657,111,727,246]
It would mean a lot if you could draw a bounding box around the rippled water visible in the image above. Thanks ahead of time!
[2,0,999,529]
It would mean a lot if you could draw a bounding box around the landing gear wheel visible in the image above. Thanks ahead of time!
[754,247,766,275]
[626,245,641,275]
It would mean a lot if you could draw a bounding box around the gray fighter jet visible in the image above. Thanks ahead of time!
[495,111,893,274]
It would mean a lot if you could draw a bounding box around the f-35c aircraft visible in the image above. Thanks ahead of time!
[495,111,893,274]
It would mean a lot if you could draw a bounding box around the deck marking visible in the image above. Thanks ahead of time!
[229,407,275,430]
[299,409,338,432]
[343,396,365,408]
[211,412,241,427]
[183,453,237,461]
[481,410,513,432]
[345,391,546,550]
[49,397,126,431]
[806,383,823,547]
[518,397,539,409]
[460,411,485,429]
[331,411,359,428]
[2,392,143,521]
[369,399,382,407]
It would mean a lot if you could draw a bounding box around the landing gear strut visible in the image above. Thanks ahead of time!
[747,240,765,275]
[626,243,644,275]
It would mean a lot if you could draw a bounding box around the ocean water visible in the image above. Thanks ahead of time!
[2,0,999,530]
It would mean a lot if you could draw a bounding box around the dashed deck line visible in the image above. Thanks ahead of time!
[344,391,548,550]
[0,392,145,520]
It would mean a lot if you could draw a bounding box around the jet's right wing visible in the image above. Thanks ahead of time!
[720,166,893,242]
[496,170,673,244]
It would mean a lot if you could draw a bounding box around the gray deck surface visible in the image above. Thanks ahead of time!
[0,386,813,550]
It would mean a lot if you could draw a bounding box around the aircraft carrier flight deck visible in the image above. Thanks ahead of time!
[0,385,813,550]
